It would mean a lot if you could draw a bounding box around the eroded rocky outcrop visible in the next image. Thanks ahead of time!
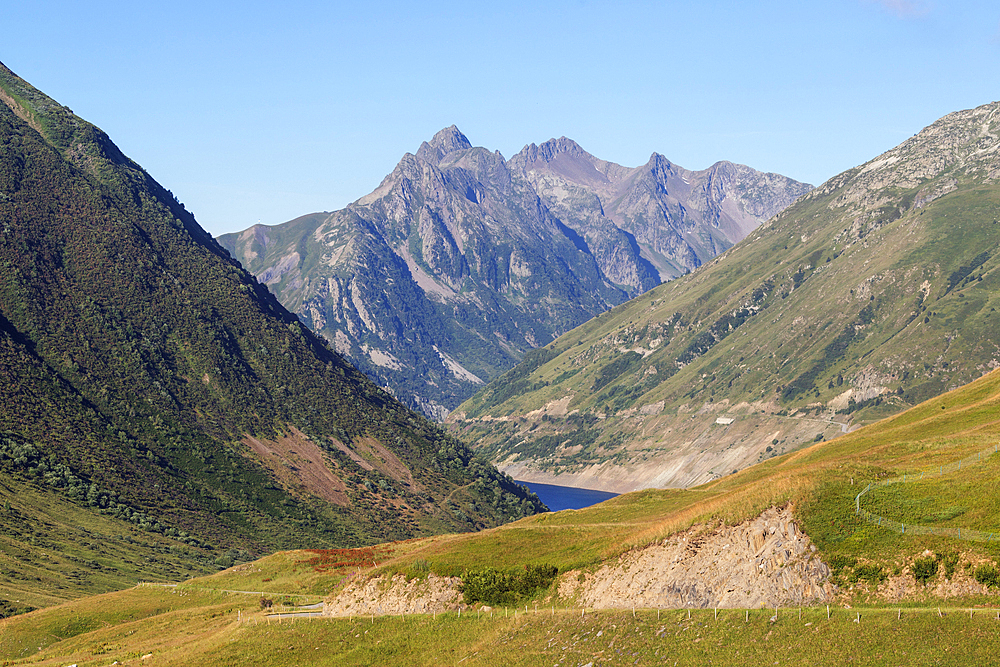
[561,507,833,609]
[323,573,463,617]
[322,507,833,617]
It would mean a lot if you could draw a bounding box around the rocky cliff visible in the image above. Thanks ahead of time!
[510,137,812,289]
[221,128,810,419]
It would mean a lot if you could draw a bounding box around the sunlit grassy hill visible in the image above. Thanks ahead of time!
[450,100,1000,493]
[362,366,1000,581]
[0,476,218,612]
[5,368,1000,665]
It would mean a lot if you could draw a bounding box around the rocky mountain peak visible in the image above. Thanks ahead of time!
[510,137,612,190]
[645,152,680,179]
[704,160,737,177]
[415,125,473,164]
[515,136,590,164]
[223,128,810,421]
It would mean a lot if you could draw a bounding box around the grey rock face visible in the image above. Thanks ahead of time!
[221,129,810,419]
[509,138,813,288]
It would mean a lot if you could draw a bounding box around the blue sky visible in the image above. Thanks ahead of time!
[5,1,999,237]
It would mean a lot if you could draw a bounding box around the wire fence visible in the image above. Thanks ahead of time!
[250,603,1000,626]
[855,443,1000,542]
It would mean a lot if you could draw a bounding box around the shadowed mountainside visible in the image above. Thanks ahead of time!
[0,62,544,608]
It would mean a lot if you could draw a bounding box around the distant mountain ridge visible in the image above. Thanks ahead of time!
[221,127,811,419]
[510,136,807,289]
[449,100,1000,493]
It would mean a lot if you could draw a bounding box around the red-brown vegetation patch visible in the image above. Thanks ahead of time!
[304,545,395,573]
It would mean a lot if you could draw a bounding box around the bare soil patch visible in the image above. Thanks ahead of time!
[243,427,349,506]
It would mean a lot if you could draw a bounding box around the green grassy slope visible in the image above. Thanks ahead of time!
[450,101,1000,490]
[6,367,1000,664]
[308,367,1000,596]
[6,593,1000,666]
[0,473,217,611]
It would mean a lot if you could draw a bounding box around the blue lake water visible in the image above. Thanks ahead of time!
[516,480,619,512]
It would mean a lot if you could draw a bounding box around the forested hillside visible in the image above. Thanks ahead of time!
[0,61,543,601]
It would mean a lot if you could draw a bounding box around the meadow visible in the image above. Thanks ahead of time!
[4,587,1000,666]
[6,369,1000,665]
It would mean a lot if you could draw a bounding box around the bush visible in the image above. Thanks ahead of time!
[851,563,886,585]
[912,557,938,584]
[938,551,960,580]
[828,555,857,574]
[974,564,1000,589]
[521,563,558,591]
[460,564,558,606]
[460,568,518,605]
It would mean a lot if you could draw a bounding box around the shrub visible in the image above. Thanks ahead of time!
[912,557,938,584]
[938,552,960,580]
[460,564,558,606]
[828,555,857,575]
[520,563,558,592]
[460,567,519,606]
[974,564,1000,589]
[831,556,885,586]
[851,563,886,585]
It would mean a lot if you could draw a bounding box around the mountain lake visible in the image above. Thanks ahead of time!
[516,480,619,511]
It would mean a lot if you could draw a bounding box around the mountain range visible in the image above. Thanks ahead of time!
[220,127,811,419]
[450,100,1000,492]
[0,62,544,607]
[3,53,1000,650]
